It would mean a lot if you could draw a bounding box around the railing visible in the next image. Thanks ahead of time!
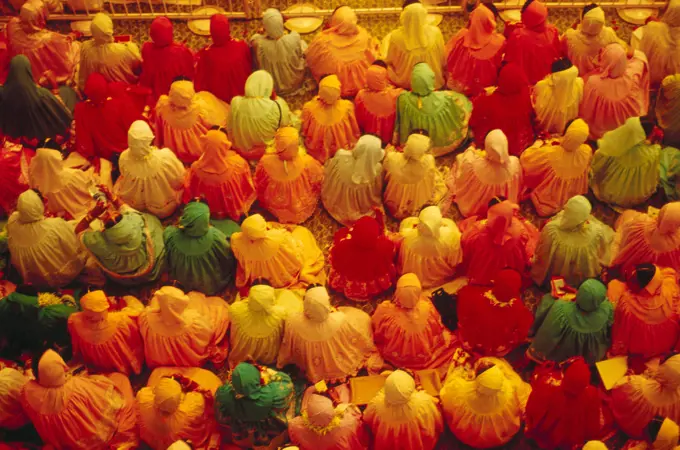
[1,0,670,21]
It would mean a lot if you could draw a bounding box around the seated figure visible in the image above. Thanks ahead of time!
[328,215,396,302]
[215,362,295,448]
[68,290,145,375]
[440,357,531,449]
[609,265,680,359]
[228,281,303,368]
[114,120,185,219]
[164,201,239,295]
[139,286,229,368]
[137,367,222,450]
[278,285,382,383]
[20,349,138,450]
[230,214,326,289]
[7,189,85,288]
[457,269,533,356]
[372,273,457,375]
[610,355,680,438]
[397,205,462,288]
[531,195,614,288]
[528,279,612,364]
[364,370,444,450]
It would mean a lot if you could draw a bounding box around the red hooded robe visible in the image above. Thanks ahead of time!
[194,15,252,103]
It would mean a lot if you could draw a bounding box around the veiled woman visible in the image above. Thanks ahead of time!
[383,132,446,220]
[321,134,385,226]
[355,62,403,145]
[6,0,80,85]
[155,79,229,164]
[229,70,291,160]
[0,55,73,144]
[386,2,446,89]
[76,185,166,286]
[633,0,680,86]
[657,74,680,147]
[562,4,624,77]
[7,189,84,288]
[532,59,584,135]
[250,8,306,95]
[306,6,379,97]
[395,63,472,157]
[397,205,462,288]
[445,4,506,97]
[164,201,239,296]
[531,195,614,288]
[114,120,186,219]
[78,13,141,88]
[520,118,592,216]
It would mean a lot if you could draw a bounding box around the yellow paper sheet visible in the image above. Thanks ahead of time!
[596,356,628,390]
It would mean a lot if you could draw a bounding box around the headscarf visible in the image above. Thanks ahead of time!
[658,202,680,234]
[598,43,628,78]
[395,273,422,309]
[581,6,605,36]
[0,55,72,142]
[491,269,522,303]
[178,201,210,238]
[241,214,268,240]
[230,70,285,152]
[366,65,388,91]
[417,205,443,238]
[400,3,429,50]
[596,117,646,157]
[37,349,68,387]
[496,62,531,99]
[306,394,336,427]
[351,135,384,184]
[575,279,607,312]
[464,4,497,49]
[275,126,300,161]
[562,119,590,151]
[487,200,518,245]
[154,378,183,414]
[128,120,155,159]
[304,286,331,322]
[84,72,108,104]
[152,286,190,326]
[485,129,510,164]
[210,14,232,46]
[411,62,435,97]
[80,290,109,313]
[559,195,592,230]
[91,13,114,45]
[475,365,505,395]
[319,74,342,105]
[16,189,44,223]
[404,133,430,161]
[29,147,67,193]
[384,370,415,406]
[263,8,285,39]
[168,80,195,109]
[232,363,262,397]
[149,16,173,47]
[19,0,47,33]
[562,358,591,396]
[167,441,192,450]
[195,129,232,174]
[327,6,360,47]
[522,0,548,31]
[248,284,276,313]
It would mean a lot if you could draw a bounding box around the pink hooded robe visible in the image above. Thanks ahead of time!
[580,43,650,139]
[6,0,80,84]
